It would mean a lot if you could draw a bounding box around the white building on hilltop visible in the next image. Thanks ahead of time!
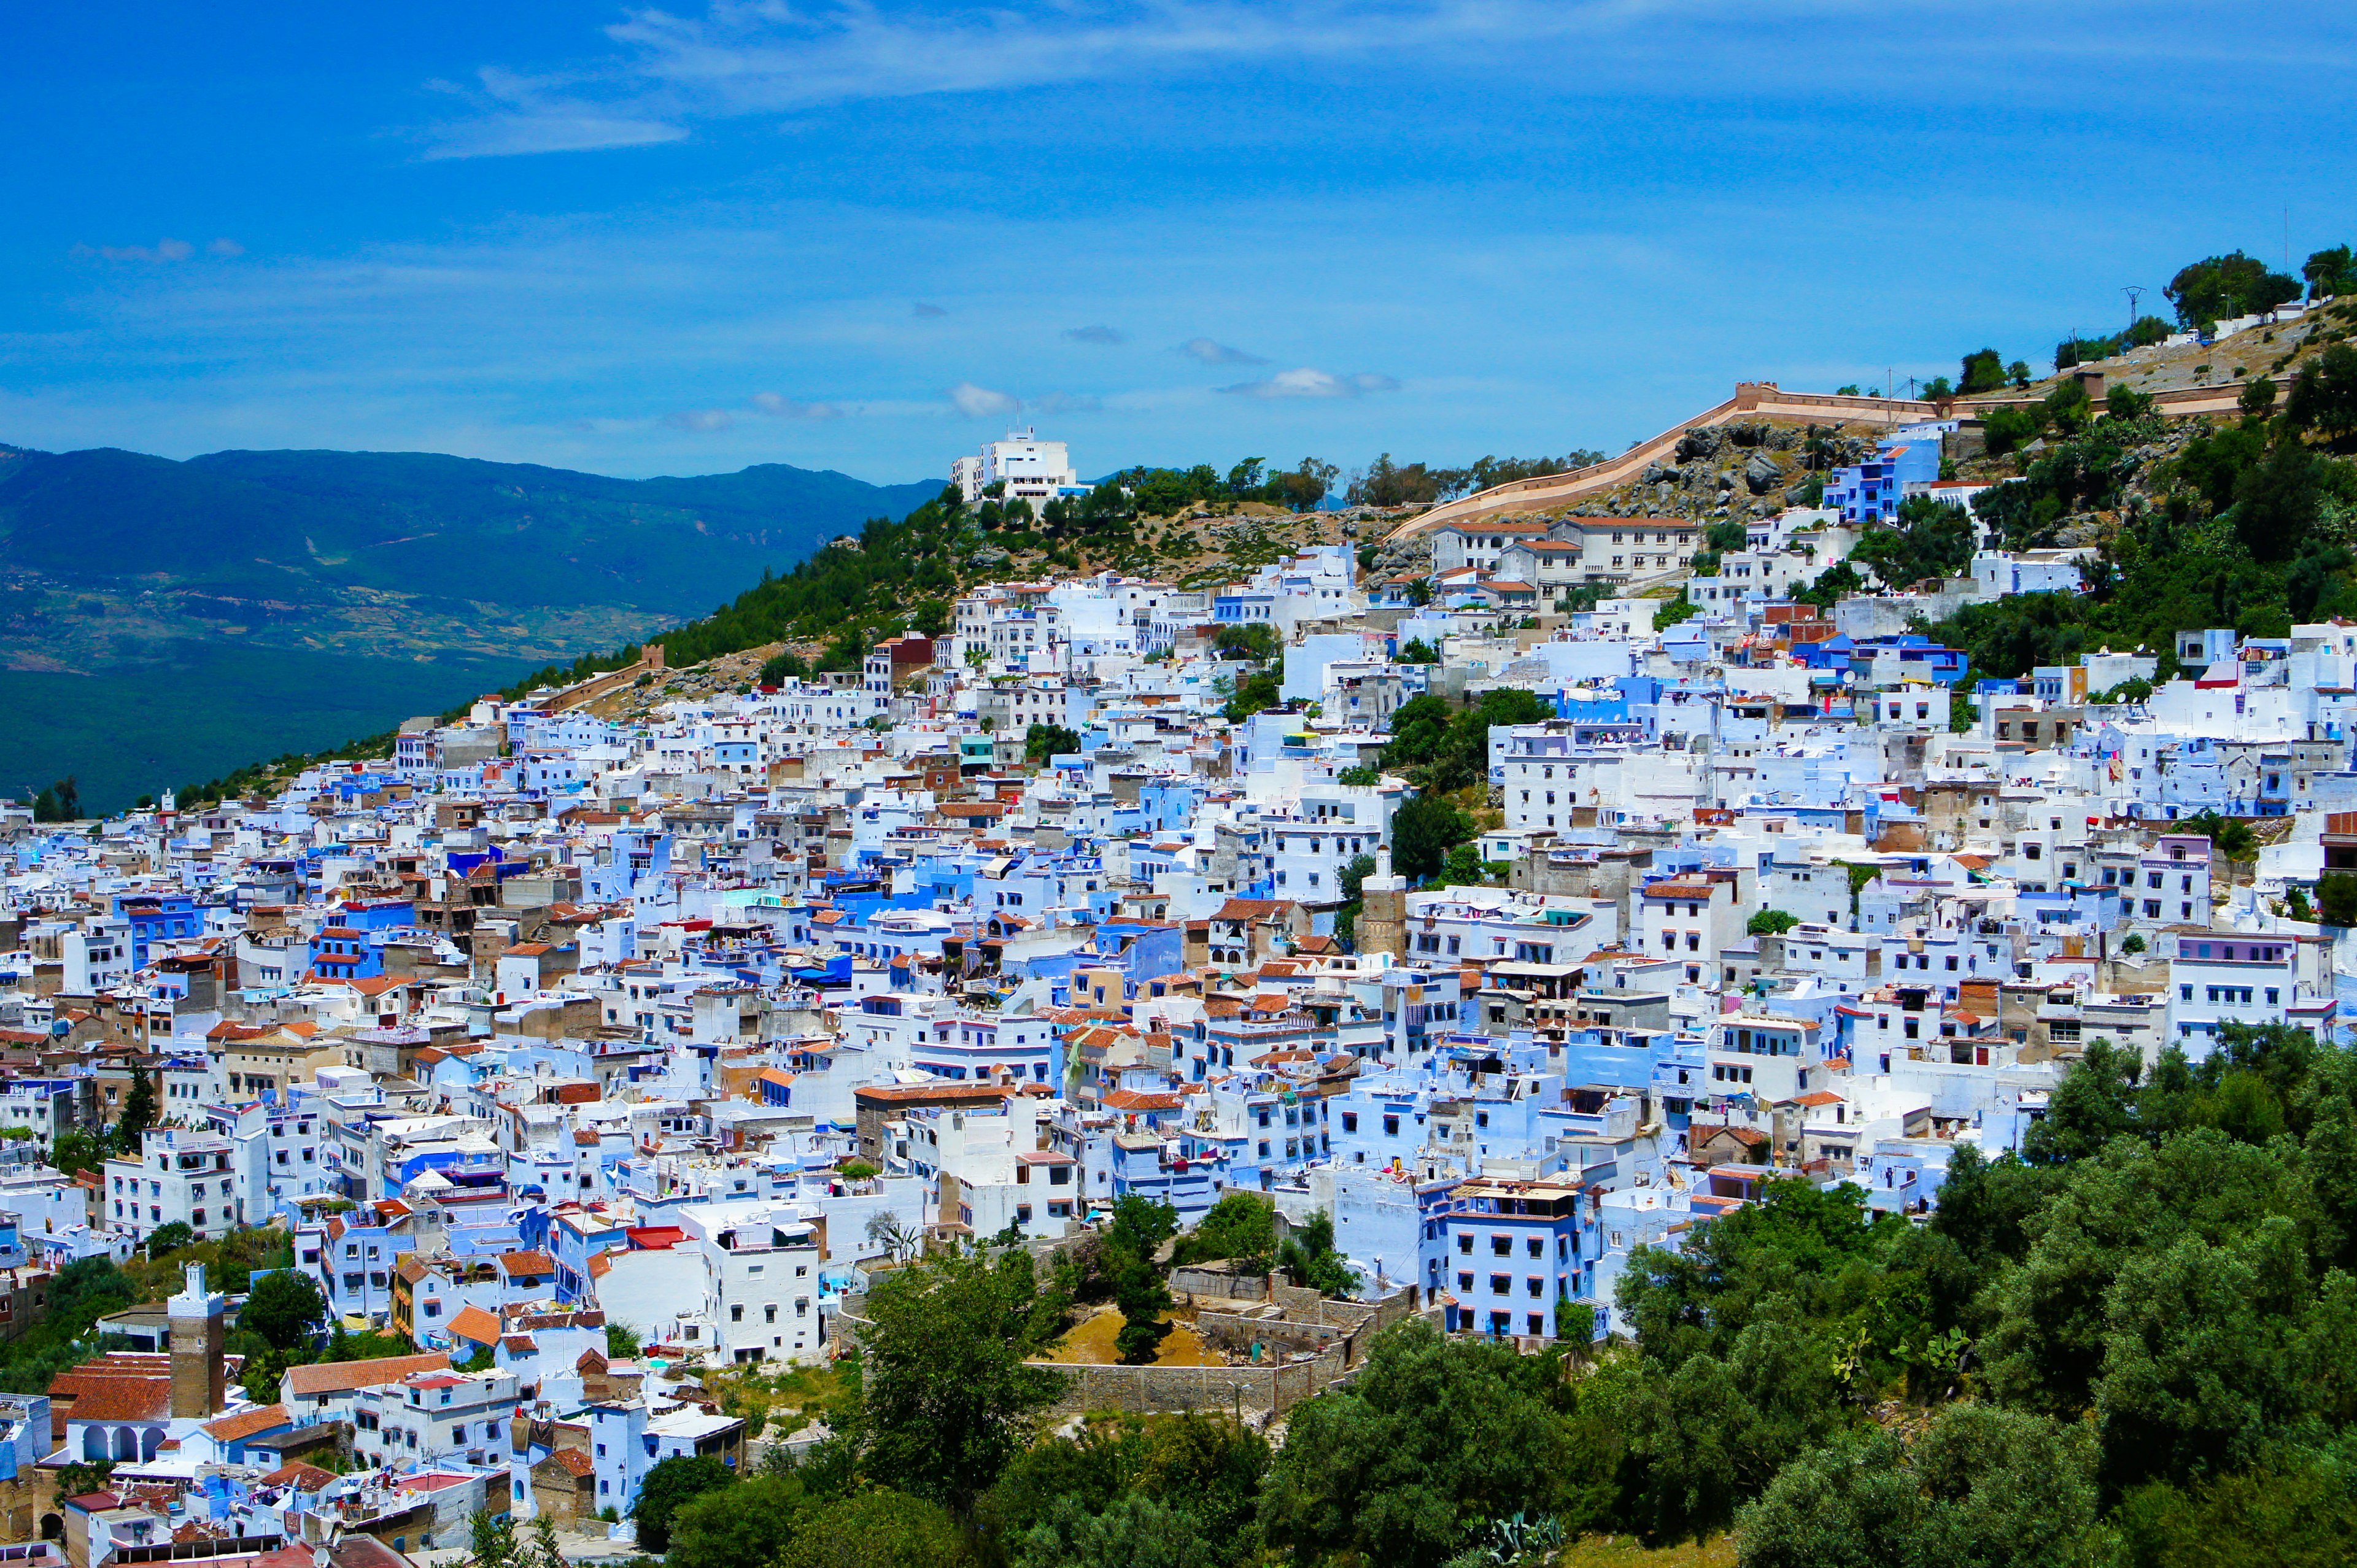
[952,429,1083,506]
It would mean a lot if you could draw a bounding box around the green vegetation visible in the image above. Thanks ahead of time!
[1383,687,1553,795]
[1333,851,1380,949]
[1390,792,1476,883]
[1024,723,1082,764]
[1348,451,1604,507]
[1927,410,2357,680]
[1275,1213,1359,1298]
[633,1455,740,1553]
[837,1248,1070,1511]
[1653,589,1701,628]
[1849,496,1974,590]
[2166,251,2301,329]
[1746,910,1798,936]
[1171,1192,1277,1276]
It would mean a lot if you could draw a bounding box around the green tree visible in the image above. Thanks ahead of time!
[1390,792,1473,882]
[1850,497,1975,590]
[239,1268,325,1350]
[1385,693,1455,769]
[117,1068,157,1150]
[667,1472,820,1568]
[630,1454,737,1553]
[463,1509,519,1568]
[2114,1451,2357,1567]
[759,650,809,685]
[1734,1405,2100,1568]
[2304,245,2357,301]
[2315,871,2357,926]
[1211,623,1279,663]
[1275,1213,1358,1298]
[2240,374,2280,419]
[1260,1320,1574,1568]
[1013,1492,1221,1568]
[1024,723,1082,763]
[778,1489,973,1568]
[2285,342,2357,442]
[844,1250,1066,1510]
[1959,348,2008,396]
[2166,251,2299,327]
[144,1221,195,1259]
[1981,404,2043,458]
[1746,910,1798,936]
[1105,1196,1180,1364]
[1394,638,1439,665]
[1220,668,1280,724]
[2231,439,2325,562]
[1171,1193,1275,1274]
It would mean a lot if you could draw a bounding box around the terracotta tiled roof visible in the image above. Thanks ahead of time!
[447,1305,503,1345]
[204,1404,292,1442]
[282,1351,451,1398]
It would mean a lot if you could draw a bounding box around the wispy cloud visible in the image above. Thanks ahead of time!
[751,392,842,420]
[948,380,1021,417]
[74,238,196,263]
[664,407,735,431]
[419,66,688,160]
[1064,324,1126,344]
[411,0,1803,160]
[1182,337,1267,365]
[1034,390,1102,414]
[1219,367,1399,398]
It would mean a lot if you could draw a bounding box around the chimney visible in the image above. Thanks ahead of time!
[168,1262,227,1418]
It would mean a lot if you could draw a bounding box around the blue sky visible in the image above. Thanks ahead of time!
[6,2,2353,487]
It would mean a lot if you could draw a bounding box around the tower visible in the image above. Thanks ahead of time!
[1357,846,1408,959]
[169,1262,226,1418]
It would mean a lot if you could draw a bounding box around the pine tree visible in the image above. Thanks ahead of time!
[116,1070,157,1153]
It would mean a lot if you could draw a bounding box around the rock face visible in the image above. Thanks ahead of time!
[1676,428,1723,462]
[1744,453,1784,495]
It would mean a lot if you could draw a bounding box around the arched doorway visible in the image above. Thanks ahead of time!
[39,1514,63,1541]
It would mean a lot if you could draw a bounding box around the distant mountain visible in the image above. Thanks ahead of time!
[0,441,941,812]
[0,444,943,614]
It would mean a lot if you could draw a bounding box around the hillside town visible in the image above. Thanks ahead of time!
[1,413,2352,1566]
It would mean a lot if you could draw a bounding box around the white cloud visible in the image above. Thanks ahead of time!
[419,67,688,160]
[751,392,842,420]
[1181,337,1267,365]
[664,407,735,431]
[418,1,1776,161]
[77,238,196,263]
[948,381,1021,417]
[1218,366,1401,398]
[207,238,246,258]
[1064,324,1126,344]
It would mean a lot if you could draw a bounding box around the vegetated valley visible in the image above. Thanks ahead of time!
[0,444,940,813]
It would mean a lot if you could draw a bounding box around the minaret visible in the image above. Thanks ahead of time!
[169,1262,227,1418]
[1358,845,1409,958]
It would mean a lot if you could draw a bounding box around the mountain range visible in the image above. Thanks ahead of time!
[0,443,940,813]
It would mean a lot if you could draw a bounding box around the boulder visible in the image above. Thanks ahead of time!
[1744,453,1784,495]
[1676,428,1724,462]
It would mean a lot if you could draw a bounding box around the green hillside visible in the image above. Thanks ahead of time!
[0,442,938,813]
